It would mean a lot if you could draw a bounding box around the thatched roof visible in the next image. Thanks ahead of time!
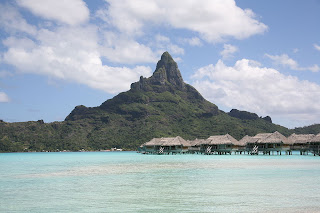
[144,136,190,146]
[162,136,190,146]
[263,131,288,143]
[188,138,207,146]
[238,135,258,145]
[253,133,271,140]
[287,133,315,144]
[207,134,238,145]
[252,131,288,144]
[144,138,164,146]
[310,133,320,143]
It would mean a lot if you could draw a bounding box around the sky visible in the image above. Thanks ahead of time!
[0,0,320,129]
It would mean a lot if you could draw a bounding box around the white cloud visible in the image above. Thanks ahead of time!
[0,3,37,35]
[191,59,320,127]
[155,35,170,43]
[173,57,182,62]
[308,64,320,72]
[2,25,152,94]
[154,34,184,55]
[314,44,320,51]
[0,4,157,94]
[101,0,268,42]
[0,92,10,103]
[0,70,13,78]
[168,44,184,55]
[2,37,36,50]
[184,37,203,47]
[100,32,158,64]
[265,53,319,72]
[220,44,238,59]
[16,0,89,25]
[265,54,299,69]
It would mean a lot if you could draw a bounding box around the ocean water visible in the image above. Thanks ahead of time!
[1,152,320,213]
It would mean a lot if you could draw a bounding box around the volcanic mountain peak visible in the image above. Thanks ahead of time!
[131,52,185,92]
[95,51,215,114]
[154,51,184,88]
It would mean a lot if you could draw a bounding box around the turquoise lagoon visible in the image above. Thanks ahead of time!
[1,151,320,212]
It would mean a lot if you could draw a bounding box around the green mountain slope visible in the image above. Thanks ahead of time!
[0,52,313,152]
[292,124,320,135]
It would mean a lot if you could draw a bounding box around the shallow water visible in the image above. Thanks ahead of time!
[1,152,320,212]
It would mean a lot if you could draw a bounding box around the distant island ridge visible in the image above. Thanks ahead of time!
[1,52,320,152]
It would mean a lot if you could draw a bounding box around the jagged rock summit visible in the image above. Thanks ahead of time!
[131,52,185,92]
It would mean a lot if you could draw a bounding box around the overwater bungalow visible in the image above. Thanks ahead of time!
[141,138,163,154]
[236,135,256,154]
[142,136,190,154]
[286,133,315,155]
[246,131,287,155]
[201,134,238,155]
[241,133,260,155]
[139,132,320,156]
[188,139,206,154]
[309,133,320,156]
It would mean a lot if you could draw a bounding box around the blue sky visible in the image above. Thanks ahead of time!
[0,0,320,128]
